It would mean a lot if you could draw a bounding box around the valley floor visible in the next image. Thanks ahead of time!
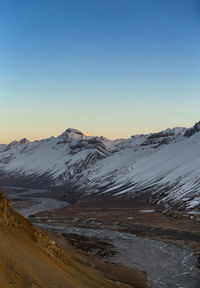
[2,186,200,288]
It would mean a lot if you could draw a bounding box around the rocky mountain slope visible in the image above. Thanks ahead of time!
[0,190,149,288]
[0,122,200,214]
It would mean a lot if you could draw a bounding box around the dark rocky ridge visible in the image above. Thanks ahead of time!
[184,121,200,137]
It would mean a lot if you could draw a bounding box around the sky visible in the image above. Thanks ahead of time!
[0,0,200,143]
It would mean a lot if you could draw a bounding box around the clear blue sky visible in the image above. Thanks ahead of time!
[1,0,200,143]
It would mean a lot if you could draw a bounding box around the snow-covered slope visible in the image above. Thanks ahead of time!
[0,123,200,214]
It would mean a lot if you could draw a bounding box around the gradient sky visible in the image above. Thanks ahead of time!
[1,0,200,143]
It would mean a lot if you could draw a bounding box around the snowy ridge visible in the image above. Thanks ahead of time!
[0,123,200,213]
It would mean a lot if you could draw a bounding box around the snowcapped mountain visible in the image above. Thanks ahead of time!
[0,123,200,214]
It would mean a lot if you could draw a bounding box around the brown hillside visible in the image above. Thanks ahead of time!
[0,190,149,288]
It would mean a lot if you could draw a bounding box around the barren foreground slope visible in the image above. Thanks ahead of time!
[0,190,149,288]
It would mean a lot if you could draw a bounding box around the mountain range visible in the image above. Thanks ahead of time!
[1,121,200,215]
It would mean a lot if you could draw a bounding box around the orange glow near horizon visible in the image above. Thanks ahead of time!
[0,118,197,145]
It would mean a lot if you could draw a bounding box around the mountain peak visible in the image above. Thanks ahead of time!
[60,128,84,138]
[7,138,29,148]
[18,138,29,144]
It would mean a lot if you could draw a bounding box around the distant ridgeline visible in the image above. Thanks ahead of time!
[0,122,200,214]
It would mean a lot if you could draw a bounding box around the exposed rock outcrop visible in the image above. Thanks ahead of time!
[184,121,200,137]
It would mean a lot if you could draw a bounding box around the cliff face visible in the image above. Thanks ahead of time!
[0,190,10,226]
[0,190,64,260]
[0,190,71,287]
